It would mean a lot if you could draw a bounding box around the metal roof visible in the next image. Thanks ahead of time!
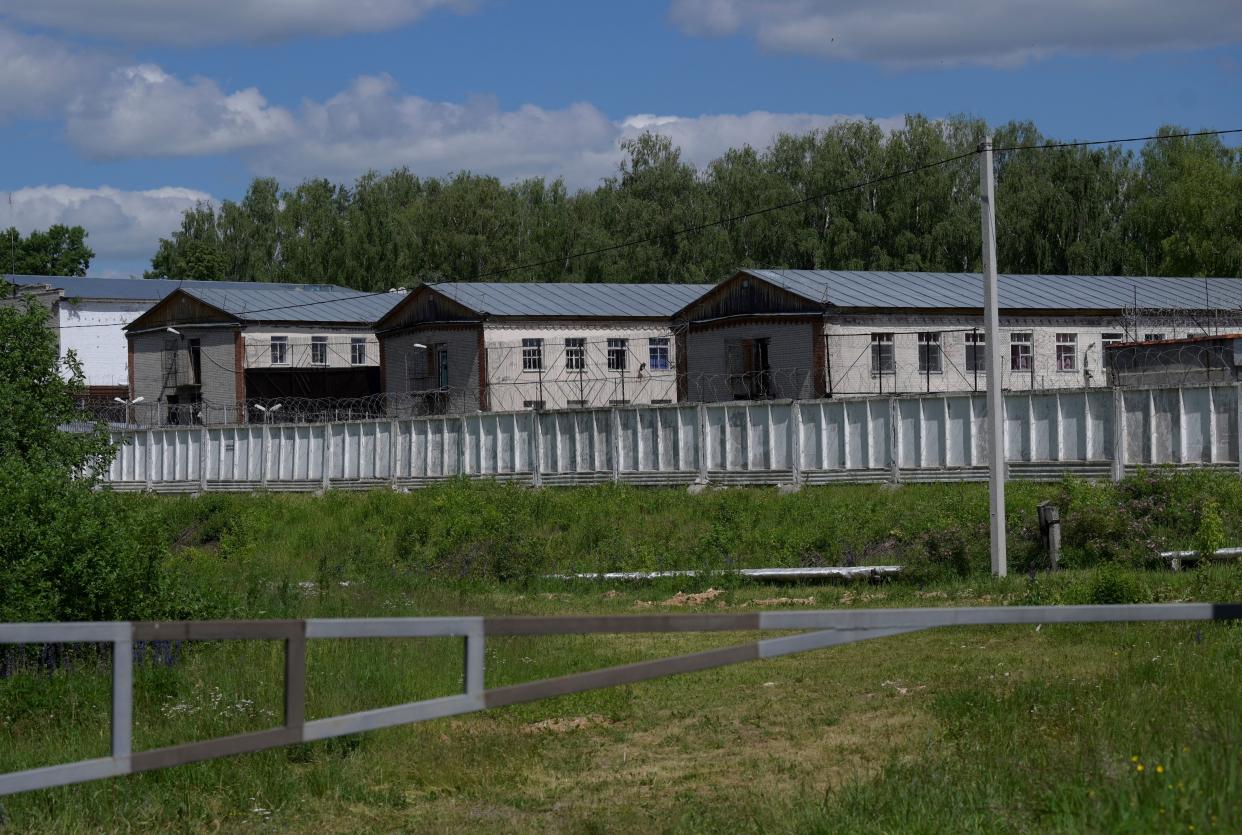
[428,281,716,318]
[179,286,402,324]
[4,274,347,303]
[741,269,1242,311]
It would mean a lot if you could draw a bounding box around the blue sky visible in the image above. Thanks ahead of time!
[1,0,1240,276]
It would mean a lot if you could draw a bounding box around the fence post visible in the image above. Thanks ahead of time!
[199,426,208,493]
[321,423,332,492]
[697,403,709,482]
[145,429,154,490]
[261,423,270,489]
[391,418,400,487]
[790,402,803,485]
[531,412,543,488]
[1236,383,1242,477]
[1111,386,1126,483]
[611,408,622,483]
[888,397,900,484]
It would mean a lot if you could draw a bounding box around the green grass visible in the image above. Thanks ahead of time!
[3,475,1242,832]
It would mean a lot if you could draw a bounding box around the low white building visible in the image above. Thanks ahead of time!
[675,269,1242,400]
[377,282,712,413]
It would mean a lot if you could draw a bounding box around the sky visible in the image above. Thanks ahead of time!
[1,0,1240,277]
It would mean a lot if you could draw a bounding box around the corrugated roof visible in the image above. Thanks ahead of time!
[742,269,1242,311]
[181,286,402,324]
[4,274,350,303]
[428,281,716,318]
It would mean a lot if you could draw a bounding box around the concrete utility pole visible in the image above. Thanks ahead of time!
[980,137,1007,577]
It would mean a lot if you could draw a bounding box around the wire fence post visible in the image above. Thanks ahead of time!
[888,397,900,484]
[1236,382,1242,478]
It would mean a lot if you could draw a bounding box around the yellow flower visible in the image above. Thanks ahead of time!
[1131,755,1139,762]
[1156,765,1164,774]
[1136,764,1145,772]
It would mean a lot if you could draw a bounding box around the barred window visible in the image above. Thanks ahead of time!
[965,332,986,372]
[917,332,942,373]
[870,333,894,375]
[522,338,543,371]
[565,337,585,371]
[350,337,367,365]
[270,336,288,365]
[436,346,449,388]
[648,337,670,370]
[607,338,628,371]
[1143,333,1165,342]
[310,335,328,366]
[1010,333,1033,371]
[1055,333,1077,371]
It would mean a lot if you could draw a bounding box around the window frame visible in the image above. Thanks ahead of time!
[917,332,942,374]
[1055,333,1078,372]
[1101,332,1124,370]
[648,337,670,371]
[1009,332,1033,372]
[870,332,895,376]
[310,335,328,366]
[607,338,628,372]
[964,331,986,373]
[349,337,367,366]
[270,335,289,366]
[564,337,585,371]
[521,338,544,372]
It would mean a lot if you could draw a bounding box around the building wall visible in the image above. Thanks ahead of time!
[129,327,240,424]
[682,318,819,402]
[383,325,482,413]
[59,300,153,390]
[242,327,381,370]
[481,321,679,410]
[824,314,1242,396]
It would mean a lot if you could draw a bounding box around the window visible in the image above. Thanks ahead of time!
[607,338,628,371]
[1055,333,1078,371]
[270,335,288,365]
[609,399,629,405]
[188,338,202,384]
[310,335,328,366]
[436,346,449,389]
[648,337,670,370]
[1010,333,1033,371]
[350,337,367,365]
[917,332,942,374]
[651,399,672,405]
[965,332,986,372]
[523,399,545,410]
[870,333,895,375]
[522,338,543,371]
[1143,333,1165,342]
[1101,332,1124,369]
[567,399,588,408]
[565,337,585,371]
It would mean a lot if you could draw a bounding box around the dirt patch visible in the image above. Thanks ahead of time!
[748,596,816,607]
[522,715,612,735]
[602,590,621,599]
[634,588,726,608]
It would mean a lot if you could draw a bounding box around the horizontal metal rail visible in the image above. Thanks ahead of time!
[2,603,1239,797]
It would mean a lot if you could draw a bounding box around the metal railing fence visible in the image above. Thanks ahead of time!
[3,603,1240,796]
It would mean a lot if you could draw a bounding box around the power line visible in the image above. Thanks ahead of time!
[40,124,1242,330]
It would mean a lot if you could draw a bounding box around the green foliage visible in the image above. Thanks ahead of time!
[145,118,1242,288]
[0,225,94,276]
[1193,499,1225,560]
[0,302,195,622]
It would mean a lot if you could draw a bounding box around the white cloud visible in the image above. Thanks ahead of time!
[66,65,296,158]
[0,0,472,44]
[0,25,107,120]
[246,74,896,188]
[668,0,1242,67]
[6,185,214,260]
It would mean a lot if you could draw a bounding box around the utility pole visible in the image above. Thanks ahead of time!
[980,137,1007,577]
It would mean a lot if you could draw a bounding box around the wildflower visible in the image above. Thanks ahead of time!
[1137,764,1145,772]
[1156,765,1164,774]
[1131,755,1139,762]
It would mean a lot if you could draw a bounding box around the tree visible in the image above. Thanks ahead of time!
[0,300,170,622]
[0,224,94,276]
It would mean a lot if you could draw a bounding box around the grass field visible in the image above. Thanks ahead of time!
[3,478,1242,832]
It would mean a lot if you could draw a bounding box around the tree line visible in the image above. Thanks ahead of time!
[130,115,1238,288]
